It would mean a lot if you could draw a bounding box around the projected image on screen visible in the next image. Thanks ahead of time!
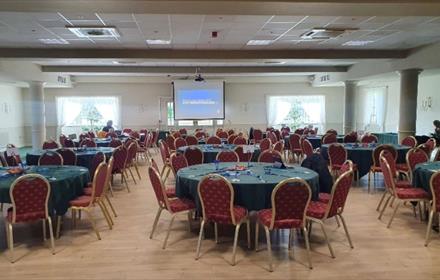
[173,80,225,120]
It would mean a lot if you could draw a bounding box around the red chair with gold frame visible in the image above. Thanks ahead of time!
[195,131,206,139]
[79,138,97,148]
[126,142,141,183]
[268,132,278,145]
[109,138,123,148]
[227,134,238,144]
[425,170,440,246]
[150,158,176,199]
[401,135,417,148]
[227,129,235,136]
[174,137,188,150]
[426,138,437,152]
[326,129,337,135]
[111,146,130,192]
[273,140,284,154]
[195,174,250,265]
[327,143,359,182]
[302,139,314,158]
[159,140,172,180]
[368,144,397,193]
[64,138,75,148]
[5,174,55,262]
[322,133,337,144]
[319,160,353,204]
[289,133,303,163]
[252,129,263,144]
[233,136,247,145]
[38,151,63,166]
[217,131,228,139]
[4,144,22,166]
[216,150,239,162]
[59,134,67,147]
[259,138,272,152]
[405,147,429,182]
[343,133,357,143]
[234,146,252,162]
[258,150,283,164]
[179,128,187,135]
[148,167,195,249]
[184,146,204,166]
[56,148,77,166]
[42,140,59,149]
[360,134,378,143]
[165,135,176,152]
[207,136,222,145]
[90,151,105,180]
[255,178,312,271]
[185,135,198,146]
[170,153,189,176]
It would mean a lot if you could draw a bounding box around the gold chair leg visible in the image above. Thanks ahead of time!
[387,201,401,228]
[425,210,435,246]
[57,215,62,239]
[334,215,341,228]
[288,228,293,251]
[379,195,392,220]
[150,207,163,239]
[255,221,260,251]
[195,219,206,260]
[376,191,388,211]
[303,226,313,269]
[246,219,251,249]
[122,173,130,192]
[318,220,335,258]
[108,182,114,197]
[162,214,176,249]
[47,217,56,254]
[214,222,218,244]
[128,167,137,185]
[42,219,47,241]
[231,223,242,266]
[7,222,14,263]
[98,201,113,229]
[338,214,354,248]
[85,209,101,240]
[134,163,141,180]
[264,226,273,272]
[105,195,117,217]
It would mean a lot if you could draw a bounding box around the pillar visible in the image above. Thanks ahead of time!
[398,69,422,142]
[343,80,357,134]
[29,81,46,149]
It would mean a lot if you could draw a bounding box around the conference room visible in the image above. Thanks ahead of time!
[1,0,440,279]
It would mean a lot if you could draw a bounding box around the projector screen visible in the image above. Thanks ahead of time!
[173,80,225,120]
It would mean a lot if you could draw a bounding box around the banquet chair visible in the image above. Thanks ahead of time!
[148,167,195,249]
[170,153,189,177]
[405,147,429,182]
[378,155,429,228]
[183,146,204,166]
[123,128,133,134]
[124,137,136,148]
[126,142,141,183]
[274,130,281,141]
[259,138,272,152]
[401,135,417,148]
[207,136,222,145]
[137,132,152,161]
[38,151,63,166]
[66,162,112,240]
[227,134,238,144]
[64,138,75,148]
[150,158,176,198]
[165,135,176,151]
[59,134,67,147]
[186,135,198,146]
[302,139,315,158]
[43,140,59,149]
[234,146,252,162]
[425,170,440,246]
[4,144,22,166]
[109,138,123,148]
[273,140,284,154]
[426,138,437,152]
[306,168,354,259]
[56,148,77,165]
[322,133,337,144]
[368,144,397,193]
[151,128,160,151]
[328,143,359,183]
[174,137,188,150]
[111,146,130,192]
[5,174,55,262]
[227,129,235,136]
[252,129,263,144]
[79,138,97,148]
[88,131,96,138]
[0,153,7,167]
[179,128,187,135]
[195,131,206,139]
[258,150,283,163]
[107,131,118,138]
[319,160,353,204]
[130,131,140,139]
[289,133,303,163]
[217,131,228,139]
[216,150,239,162]
[255,178,312,271]
[233,136,247,145]
[361,134,378,143]
[343,133,358,143]
[417,143,431,159]
[90,151,105,180]
[159,140,173,181]
[196,174,250,265]
[268,132,278,145]
[326,129,338,135]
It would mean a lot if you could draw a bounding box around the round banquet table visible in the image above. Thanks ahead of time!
[177,144,260,163]
[284,135,344,149]
[0,166,90,215]
[175,162,319,211]
[412,161,440,194]
[320,143,410,178]
[197,138,228,145]
[73,136,128,147]
[26,147,114,171]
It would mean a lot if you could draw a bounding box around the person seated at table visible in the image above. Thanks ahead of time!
[433,120,440,137]
[102,120,114,132]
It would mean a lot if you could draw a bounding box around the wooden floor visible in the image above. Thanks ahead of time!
[1,151,440,280]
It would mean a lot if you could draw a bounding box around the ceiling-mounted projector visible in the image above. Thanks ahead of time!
[194,73,205,82]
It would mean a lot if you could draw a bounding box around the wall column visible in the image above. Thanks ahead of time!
[343,80,357,134]
[398,69,422,142]
[28,81,46,149]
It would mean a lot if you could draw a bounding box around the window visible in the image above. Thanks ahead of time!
[167,102,174,126]
[266,95,325,130]
[56,97,119,136]
[358,87,387,132]
[197,120,213,126]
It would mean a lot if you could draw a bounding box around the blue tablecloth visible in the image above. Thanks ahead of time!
[176,162,319,211]
[177,144,260,163]
[284,135,344,149]
[320,143,410,178]
[372,133,398,145]
[413,161,440,194]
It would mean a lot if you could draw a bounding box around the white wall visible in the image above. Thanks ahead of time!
[416,73,440,135]
[0,84,26,147]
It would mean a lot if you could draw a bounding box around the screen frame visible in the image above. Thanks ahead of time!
[172,80,225,120]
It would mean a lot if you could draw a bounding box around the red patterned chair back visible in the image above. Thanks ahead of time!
[79,133,88,141]
[207,136,222,145]
[126,142,137,165]
[328,143,347,167]
[179,128,187,135]
[4,144,22,166]
[64,138,75,148]
[322,133,337,144]
[112,146,128,174]
[361,134,378,143]
[274,130,281,140]
[294,128,304,135]
[38,151,63,165]
[9,174,50,223]
[165,135,176,150]
[340,160,353,174]
[148,166,169,209]
[198,174,238,224]
[88,131,96,138]
[253,129,263,143]
[273,141,284,153]
[195,131,206,139]
[109,138,123,148]
[417,143,431,158]
[401,136,417,148]
[184,146,204,166]
[234,146,252,162]
[326,169,353,218]
[380,150,398,178]
[258,150,283,163]
[89,162,108,200]
[152,129,160,144]
[174,137,188,149]
[170,153,189,175]
[372,144,396,169]
[380,155,396,194]
[216,150,239,162]
[259,138,272,152]
[343,133,357,143]
[123,128,133,134]
[406,148,429,171]
[302,139,314,157]
[172,131,181,138]
[227,134,238,144]
[268,132,277,144]
[227,129,235,136]
[233,136,247,145]
[326,129,337,135]
[159,140,171,165]
[59,135,67,147]
[185,135,198,146]
[79,138,97,148]
[426,138,437,152]
[430,171,440,213]
[150,158,160,174]
[130,131,140,139]
[124,138,136,148]
[90,151,105,179]
[56,148,77,165]
[42,140,59,149]
[289,134,302,151]
[217,131,228,139]
[268,178,311,229]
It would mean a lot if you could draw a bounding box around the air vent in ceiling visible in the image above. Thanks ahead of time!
[67,26,120,38]
[300,28,354,40]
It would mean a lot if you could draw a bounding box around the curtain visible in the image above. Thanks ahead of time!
[361,87,387,133]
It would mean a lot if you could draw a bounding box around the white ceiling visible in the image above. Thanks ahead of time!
[0,12,439,50]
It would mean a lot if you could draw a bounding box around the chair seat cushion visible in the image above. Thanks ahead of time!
[168,198,195,213]
[306,201,328,219]
[257,208,303,229]
[395,180,412,189]
[83,187,93,196]
[206,206,247,225]
[396,163,409,172]
[396,188,429,200]
[318,193,331,203]
[7,207,46,223]
[165,187,176,198]
[291,148,302,153]
[69,195,92,207]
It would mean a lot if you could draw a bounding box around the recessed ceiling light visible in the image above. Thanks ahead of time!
[264,61,286,65]
[246,40,274,46]
[67,26,120,38]
[39,38,69,45]
[112,61,138,65]
[146,39,171,45]
[342,40,375,46]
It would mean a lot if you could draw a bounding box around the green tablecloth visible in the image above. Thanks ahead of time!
[413,161,440,194]
[284,135,344,149]
[177,144,260,163]
[0,165,90,215]
[175,162,319,211]
[26,147,114,170]
[372,133,398,145]
[321,143,410,178]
